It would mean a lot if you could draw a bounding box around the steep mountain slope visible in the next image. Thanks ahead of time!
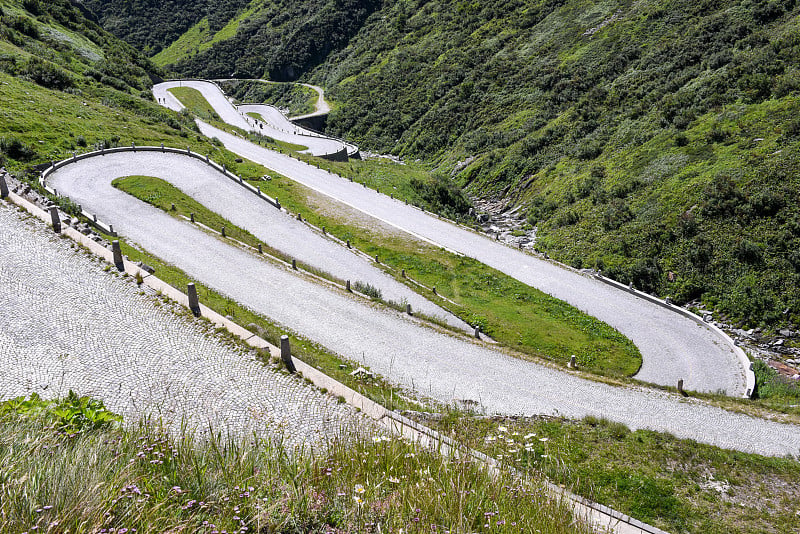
[80,0,248,56]
[84,0,800,327]
[308,0,800,327]
[0,0,256,181]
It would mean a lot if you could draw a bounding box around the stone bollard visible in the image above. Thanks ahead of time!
[292,259,297,270]
[280,335,296,373]
[474,325,481,339]
[406,303,412,315]
[258,244,262,254]
[190,213,195,223]
[112,240,124,270]
[346,280,351,292]
[221,226,226,238]
[0,173,8,198]
[187,283,201,316]
[569,355,577,369]
[49,207,61,233]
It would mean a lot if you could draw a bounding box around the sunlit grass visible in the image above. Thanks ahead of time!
[0,396,586,533]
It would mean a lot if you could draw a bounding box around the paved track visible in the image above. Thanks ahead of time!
[46,154,800,456]
[49,151,469,331]
[151,81,746,394]
[0,204,364,446]
[153,81,350,158]
[191,118,747,396]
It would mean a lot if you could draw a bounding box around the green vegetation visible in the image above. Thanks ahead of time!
[167,86,221,121]
[0,395,585,533]
[0,0,267,180]
[753,359,800,408]
[82,0,249,56]
[421,410,800,534]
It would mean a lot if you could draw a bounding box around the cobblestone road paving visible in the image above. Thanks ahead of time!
[46,159,800,456]
[0,204,364,447]
[194,121,747,396]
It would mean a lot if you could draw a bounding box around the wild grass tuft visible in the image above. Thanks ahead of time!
[0,395,585,533]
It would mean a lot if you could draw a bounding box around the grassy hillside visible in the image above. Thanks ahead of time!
[0,0,264,179]
[81,0,248,56]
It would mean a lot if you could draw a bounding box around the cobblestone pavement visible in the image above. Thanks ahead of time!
[193,121,746,396]
[0,204,365,447]
[48,151,469,332]
[46,160,800,456]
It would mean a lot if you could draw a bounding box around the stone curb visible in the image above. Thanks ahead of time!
[5,192,667,534]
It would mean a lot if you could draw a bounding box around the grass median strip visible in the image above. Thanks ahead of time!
[110,175,466,335]
[248,172,642,378]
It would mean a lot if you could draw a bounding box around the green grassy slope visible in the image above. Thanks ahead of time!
[81,0,249,56]
[0,0,262,179]
[311,0,800,328]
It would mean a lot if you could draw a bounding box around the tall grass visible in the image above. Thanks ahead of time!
[0,397,585,533]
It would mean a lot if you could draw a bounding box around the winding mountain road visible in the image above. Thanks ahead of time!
[47,151,800,457]
[162,108,746,399]
[154,81,353,158]
[51,152,469,331]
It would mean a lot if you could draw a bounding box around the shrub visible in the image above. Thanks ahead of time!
[0,136,37,161]
[22,57,73,90]
[353,281,382,299]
